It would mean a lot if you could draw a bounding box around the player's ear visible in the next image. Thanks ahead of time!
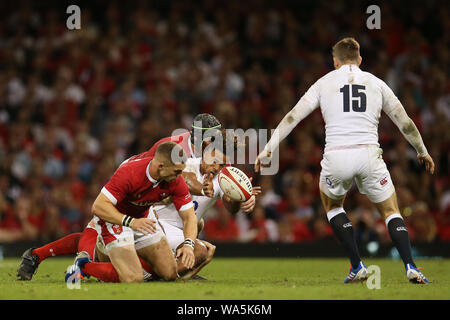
[333,57,340,69]
[357,55,362,66]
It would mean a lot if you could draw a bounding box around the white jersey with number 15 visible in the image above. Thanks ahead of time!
[302,64,401,151]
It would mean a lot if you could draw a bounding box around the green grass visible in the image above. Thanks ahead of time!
[0,257,449,299]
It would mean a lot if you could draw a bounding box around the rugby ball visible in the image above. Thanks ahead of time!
[218,166,253,202]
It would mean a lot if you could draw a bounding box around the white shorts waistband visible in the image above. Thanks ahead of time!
[325,144,378,152]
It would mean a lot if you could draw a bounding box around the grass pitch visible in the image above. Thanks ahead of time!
[0,257,449,300]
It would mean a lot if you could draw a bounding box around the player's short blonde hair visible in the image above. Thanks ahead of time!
[332,37,360,62]
[155,141,187,165]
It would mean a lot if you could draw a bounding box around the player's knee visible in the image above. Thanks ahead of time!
[159,265,177,281]
[120,270,143,283]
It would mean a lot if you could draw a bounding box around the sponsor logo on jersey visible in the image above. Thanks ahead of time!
[380,177,388,186]
[396,227,407,232]
[130,200,157,207]
[326,177,334,187]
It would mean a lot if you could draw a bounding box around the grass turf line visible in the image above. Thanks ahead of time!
[0,257,449,299]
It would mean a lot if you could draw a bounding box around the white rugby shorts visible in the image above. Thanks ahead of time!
[96,209,166,253]
[133,209,166,250]
[159,220,184,253]
[319,145,395,203]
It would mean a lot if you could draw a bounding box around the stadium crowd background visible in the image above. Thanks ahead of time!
[0,0,448,247]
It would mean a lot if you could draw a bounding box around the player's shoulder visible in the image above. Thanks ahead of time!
[364,69,384,81]
[149,132,189,150]
[170,174,189,190]
[116,155,152,179]
[314,69,344,87]
[169,131,190,144]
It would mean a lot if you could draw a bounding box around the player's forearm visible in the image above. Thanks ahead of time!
[388,104,428,156]
[180,209,198,240]
[222,195,241,214]
[92,193,126,225]
[182,172,204,196]
[264,99,314,153]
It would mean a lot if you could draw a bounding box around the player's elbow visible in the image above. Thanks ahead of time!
[91,201,100,216]
[91,197,106,217]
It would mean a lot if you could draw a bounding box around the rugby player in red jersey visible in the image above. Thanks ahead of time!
[17,114,256,282]
[85,141,196,282]
[17,114,221,281]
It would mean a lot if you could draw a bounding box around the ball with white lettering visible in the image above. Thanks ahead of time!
[218,166,253,202]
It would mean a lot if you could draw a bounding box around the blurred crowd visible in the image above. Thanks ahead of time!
[0,0,448,246]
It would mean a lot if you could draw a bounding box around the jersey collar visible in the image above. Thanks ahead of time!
[146,160,159,184]
[340,64,360,72]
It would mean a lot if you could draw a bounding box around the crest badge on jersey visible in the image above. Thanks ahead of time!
[112,225,123,235]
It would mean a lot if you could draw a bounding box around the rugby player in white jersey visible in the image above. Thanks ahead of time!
[255,38,435,284]
[152,145,260,279]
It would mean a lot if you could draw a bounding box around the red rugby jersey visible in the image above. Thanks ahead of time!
[101,155,193,218]
[128,132,194,161]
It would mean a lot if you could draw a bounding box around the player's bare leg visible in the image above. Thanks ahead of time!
[75,239,153,283]
[320,190,367,282]
[136,237,178,281]
[108,245,143,283]
[178,240,215,280]
[320,190,345,212]
[94,237,111,262]
[373,192,429,283]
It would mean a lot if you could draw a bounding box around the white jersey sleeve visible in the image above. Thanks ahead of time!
[264,80,320,153]
[155,157,222,229]
[380,80,401,116]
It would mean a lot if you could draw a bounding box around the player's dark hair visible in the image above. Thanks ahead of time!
[155,141,187,165]
[332,37,360,62]
[190,113,222,145]
[191,113,221,131]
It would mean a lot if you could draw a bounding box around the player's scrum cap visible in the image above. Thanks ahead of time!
[190,113,222,144]
[191,113,222,130]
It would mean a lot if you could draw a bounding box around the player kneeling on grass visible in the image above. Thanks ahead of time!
[67,146,259,282]
[68,141,197,283]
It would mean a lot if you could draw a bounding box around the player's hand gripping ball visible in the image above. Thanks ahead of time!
[218,166,253,202]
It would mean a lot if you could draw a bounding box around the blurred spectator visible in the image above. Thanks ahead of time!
[238,204,279,242]
[310,217,334,240]
[406,202,437,243]
[0,0,447,244]
[204,200,239,242]
[0,197,39,242]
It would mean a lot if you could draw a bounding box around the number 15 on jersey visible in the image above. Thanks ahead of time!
[340,84,367,112]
